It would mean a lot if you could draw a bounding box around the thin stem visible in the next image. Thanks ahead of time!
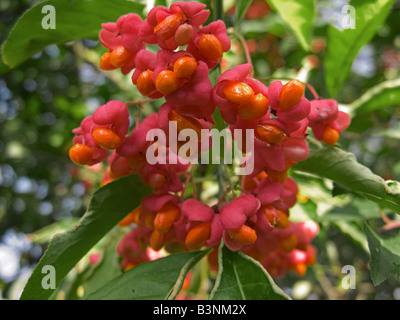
[211,0,225,202]
[306,83,319,100]
[216,187,229,206]
[252,176,260,185]
[380,209,392,224]
[379,221,400,232]
[314,265,341,300]
[223,164,236,199]
[192,176,216,183]
[135,110,141,127]
[379,210,400,232]
[228,28,253,73]
[239,187,250,194]
[180,166,194,200]
[126,98,151,127]
[240,175,245,194]
[191,173,197,198]
[307,135,323,149]
[125,98,152,107]
[258,75,320,100]
[217,163,225,199]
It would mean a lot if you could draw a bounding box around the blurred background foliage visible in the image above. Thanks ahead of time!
[1,0,400,300]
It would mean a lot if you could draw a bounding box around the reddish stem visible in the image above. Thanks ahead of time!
[180,167,194,200]
[306,83,319,100]
[230,29,253,75]
[216,188,229,206]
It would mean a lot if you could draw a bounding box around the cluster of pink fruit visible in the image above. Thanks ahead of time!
[69,1,350,278]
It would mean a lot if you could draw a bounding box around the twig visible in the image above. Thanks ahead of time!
[307,136,323,149]
[228,27,253,75]
[125,98,152,107]
[379,210,400,232]
[191,172,197,198]
[193,176,216,183]
[216,187,229,206]
[314,266,341,300]
[217,163,225,199]
[306,83,319,100]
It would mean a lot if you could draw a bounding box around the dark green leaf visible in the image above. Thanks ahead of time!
[0,53,10,75]
[85,249,211,300]
[331,182,352,197]
[293,147,400,214]
[20,174,152,300]
[324,0,396,97]
[209,244,290,300]
[266,0,315,51]
[235,0,253,27]
[2,0,145,68]
[365,222,400,286]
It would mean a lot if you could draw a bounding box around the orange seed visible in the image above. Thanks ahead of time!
[154,11,185,40]
[110,46,135,68]
[222,81,254,105]
[228,225,257,245]
[153,204,180,233]
[237,93,269,120]
[173,56,198,79]
[155,70,180,96]
[198,34,224,62]
[92,127,122,150]
[322,126,339,146]
[136,69,156,96]
[69,144,93,166]
[278,80,305,110]
[185,222,212,249]
[255,123,287,144]
[100,52,117,71]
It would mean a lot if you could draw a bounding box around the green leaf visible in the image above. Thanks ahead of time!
[364,222,400,286]
[235,0,253,27]
[239,14,286,37]
[85,249,211,300]
[209,244,290,300]
[323,0,396,97]
[319,199,382,223]
[28,218,80,244]
[1,0,145,69]
[349,78,400,114]
[20,174,152,300]
[332,221,369,253]
[82,230,124,298]
[266,0,315,51]
[293,147,400,214]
